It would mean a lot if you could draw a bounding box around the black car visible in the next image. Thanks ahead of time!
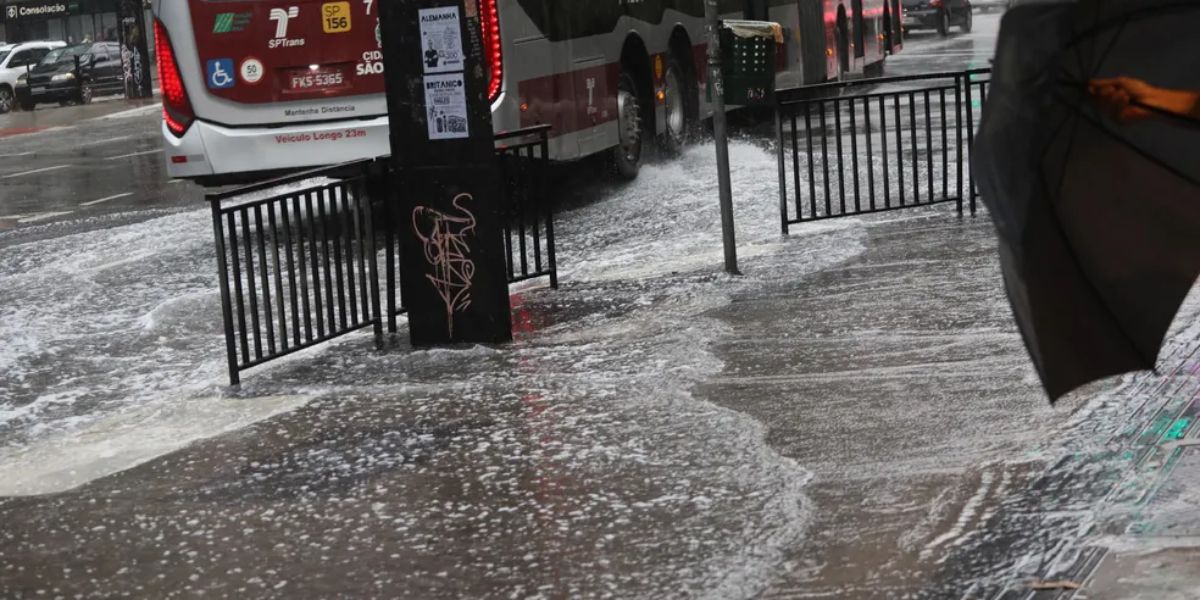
[902,0,973,36]
[14,42,124,110]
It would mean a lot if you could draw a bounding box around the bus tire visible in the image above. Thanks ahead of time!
[658,57,695,156]
[611,68,643,180]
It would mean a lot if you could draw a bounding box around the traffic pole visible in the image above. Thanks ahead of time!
[378,0,513,346]
[704,0,740,276]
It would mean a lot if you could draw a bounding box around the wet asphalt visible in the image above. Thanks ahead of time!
[3,11,1199,599]
[0,98,201,248]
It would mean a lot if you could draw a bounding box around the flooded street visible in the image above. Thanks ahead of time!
[3,11,1199,599]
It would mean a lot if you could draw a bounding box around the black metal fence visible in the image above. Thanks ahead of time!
[208,126,556,385]
[209,161,384,385]
[775,68,991,233]
[496,125,557,289]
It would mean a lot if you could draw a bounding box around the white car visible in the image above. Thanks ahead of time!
[0,41,66,113]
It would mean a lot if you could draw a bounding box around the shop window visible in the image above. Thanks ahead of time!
[48,18,66,43]
[99,12,119,41]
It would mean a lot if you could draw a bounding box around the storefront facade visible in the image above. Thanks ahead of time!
[1,0,150,46]
[2,0,153,98]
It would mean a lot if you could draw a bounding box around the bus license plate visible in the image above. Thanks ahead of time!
[284,66,348,93]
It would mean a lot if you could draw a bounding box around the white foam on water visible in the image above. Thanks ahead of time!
[0,139,869,598]
[0,395,310,496]
[558,141,829,283]
[0,208,317,495]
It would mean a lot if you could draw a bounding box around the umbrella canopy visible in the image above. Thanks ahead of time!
[974,0,1200,401]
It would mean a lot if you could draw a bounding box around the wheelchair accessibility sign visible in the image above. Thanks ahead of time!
[207,59,236,89]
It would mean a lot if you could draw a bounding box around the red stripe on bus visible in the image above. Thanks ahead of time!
[517,62,620,136]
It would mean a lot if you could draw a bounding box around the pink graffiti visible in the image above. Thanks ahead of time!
[412,194,477,337]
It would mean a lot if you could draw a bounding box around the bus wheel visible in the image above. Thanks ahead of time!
[611,69,643,180]
[659,58,693,155]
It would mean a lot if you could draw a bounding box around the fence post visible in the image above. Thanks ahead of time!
[361,168,385,348]
[965,71,977,216]
[776,105,789,236]
[955,73,964,217]
[540,134,558,289]
[210,200,240,386]
[704,0,740,275]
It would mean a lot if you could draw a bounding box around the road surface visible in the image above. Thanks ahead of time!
[3,12,1198,599]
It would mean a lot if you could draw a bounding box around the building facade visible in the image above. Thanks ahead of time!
[1,0,150,46]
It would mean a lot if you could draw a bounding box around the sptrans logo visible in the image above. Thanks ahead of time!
[268,6,305,48]
[5,6,16,19]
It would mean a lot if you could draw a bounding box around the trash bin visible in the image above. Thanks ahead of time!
[710,19,783,106]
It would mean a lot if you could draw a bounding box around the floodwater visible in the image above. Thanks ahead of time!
[0,140,857,598]
[3,12,1199,598]
[4,130,1195,597]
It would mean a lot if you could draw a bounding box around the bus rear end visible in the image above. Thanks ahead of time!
[152,0,391,183]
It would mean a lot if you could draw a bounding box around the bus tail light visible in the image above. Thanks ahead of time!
[154,18,194,137]
[478,0,502,102]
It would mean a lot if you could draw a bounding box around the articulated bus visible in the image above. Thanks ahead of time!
[151,0,901,184]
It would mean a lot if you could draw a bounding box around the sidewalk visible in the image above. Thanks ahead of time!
[0,141,1196,598]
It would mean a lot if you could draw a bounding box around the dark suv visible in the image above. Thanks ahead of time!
[15,42,124,110]
[902,0,973,36]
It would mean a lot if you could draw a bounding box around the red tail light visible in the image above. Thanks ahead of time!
[154,18,194,137]
[929,0,943,6]
[478,0,502,102]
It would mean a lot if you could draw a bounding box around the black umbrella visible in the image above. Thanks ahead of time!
[974,0,1200,401]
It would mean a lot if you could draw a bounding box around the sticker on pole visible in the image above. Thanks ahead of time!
[424,73,470,140]
[418,6,464,74]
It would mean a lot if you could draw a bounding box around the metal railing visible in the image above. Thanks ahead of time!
[208,126,557,384]
[496,124,557,289]
[209,160,384,385]
[775,68,991,232]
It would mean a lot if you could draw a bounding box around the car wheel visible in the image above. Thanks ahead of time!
[0,87,14,114]
[658,57,695,155]
[610,68,644,180]
[960,7,973,32]
[937,10,950,36]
